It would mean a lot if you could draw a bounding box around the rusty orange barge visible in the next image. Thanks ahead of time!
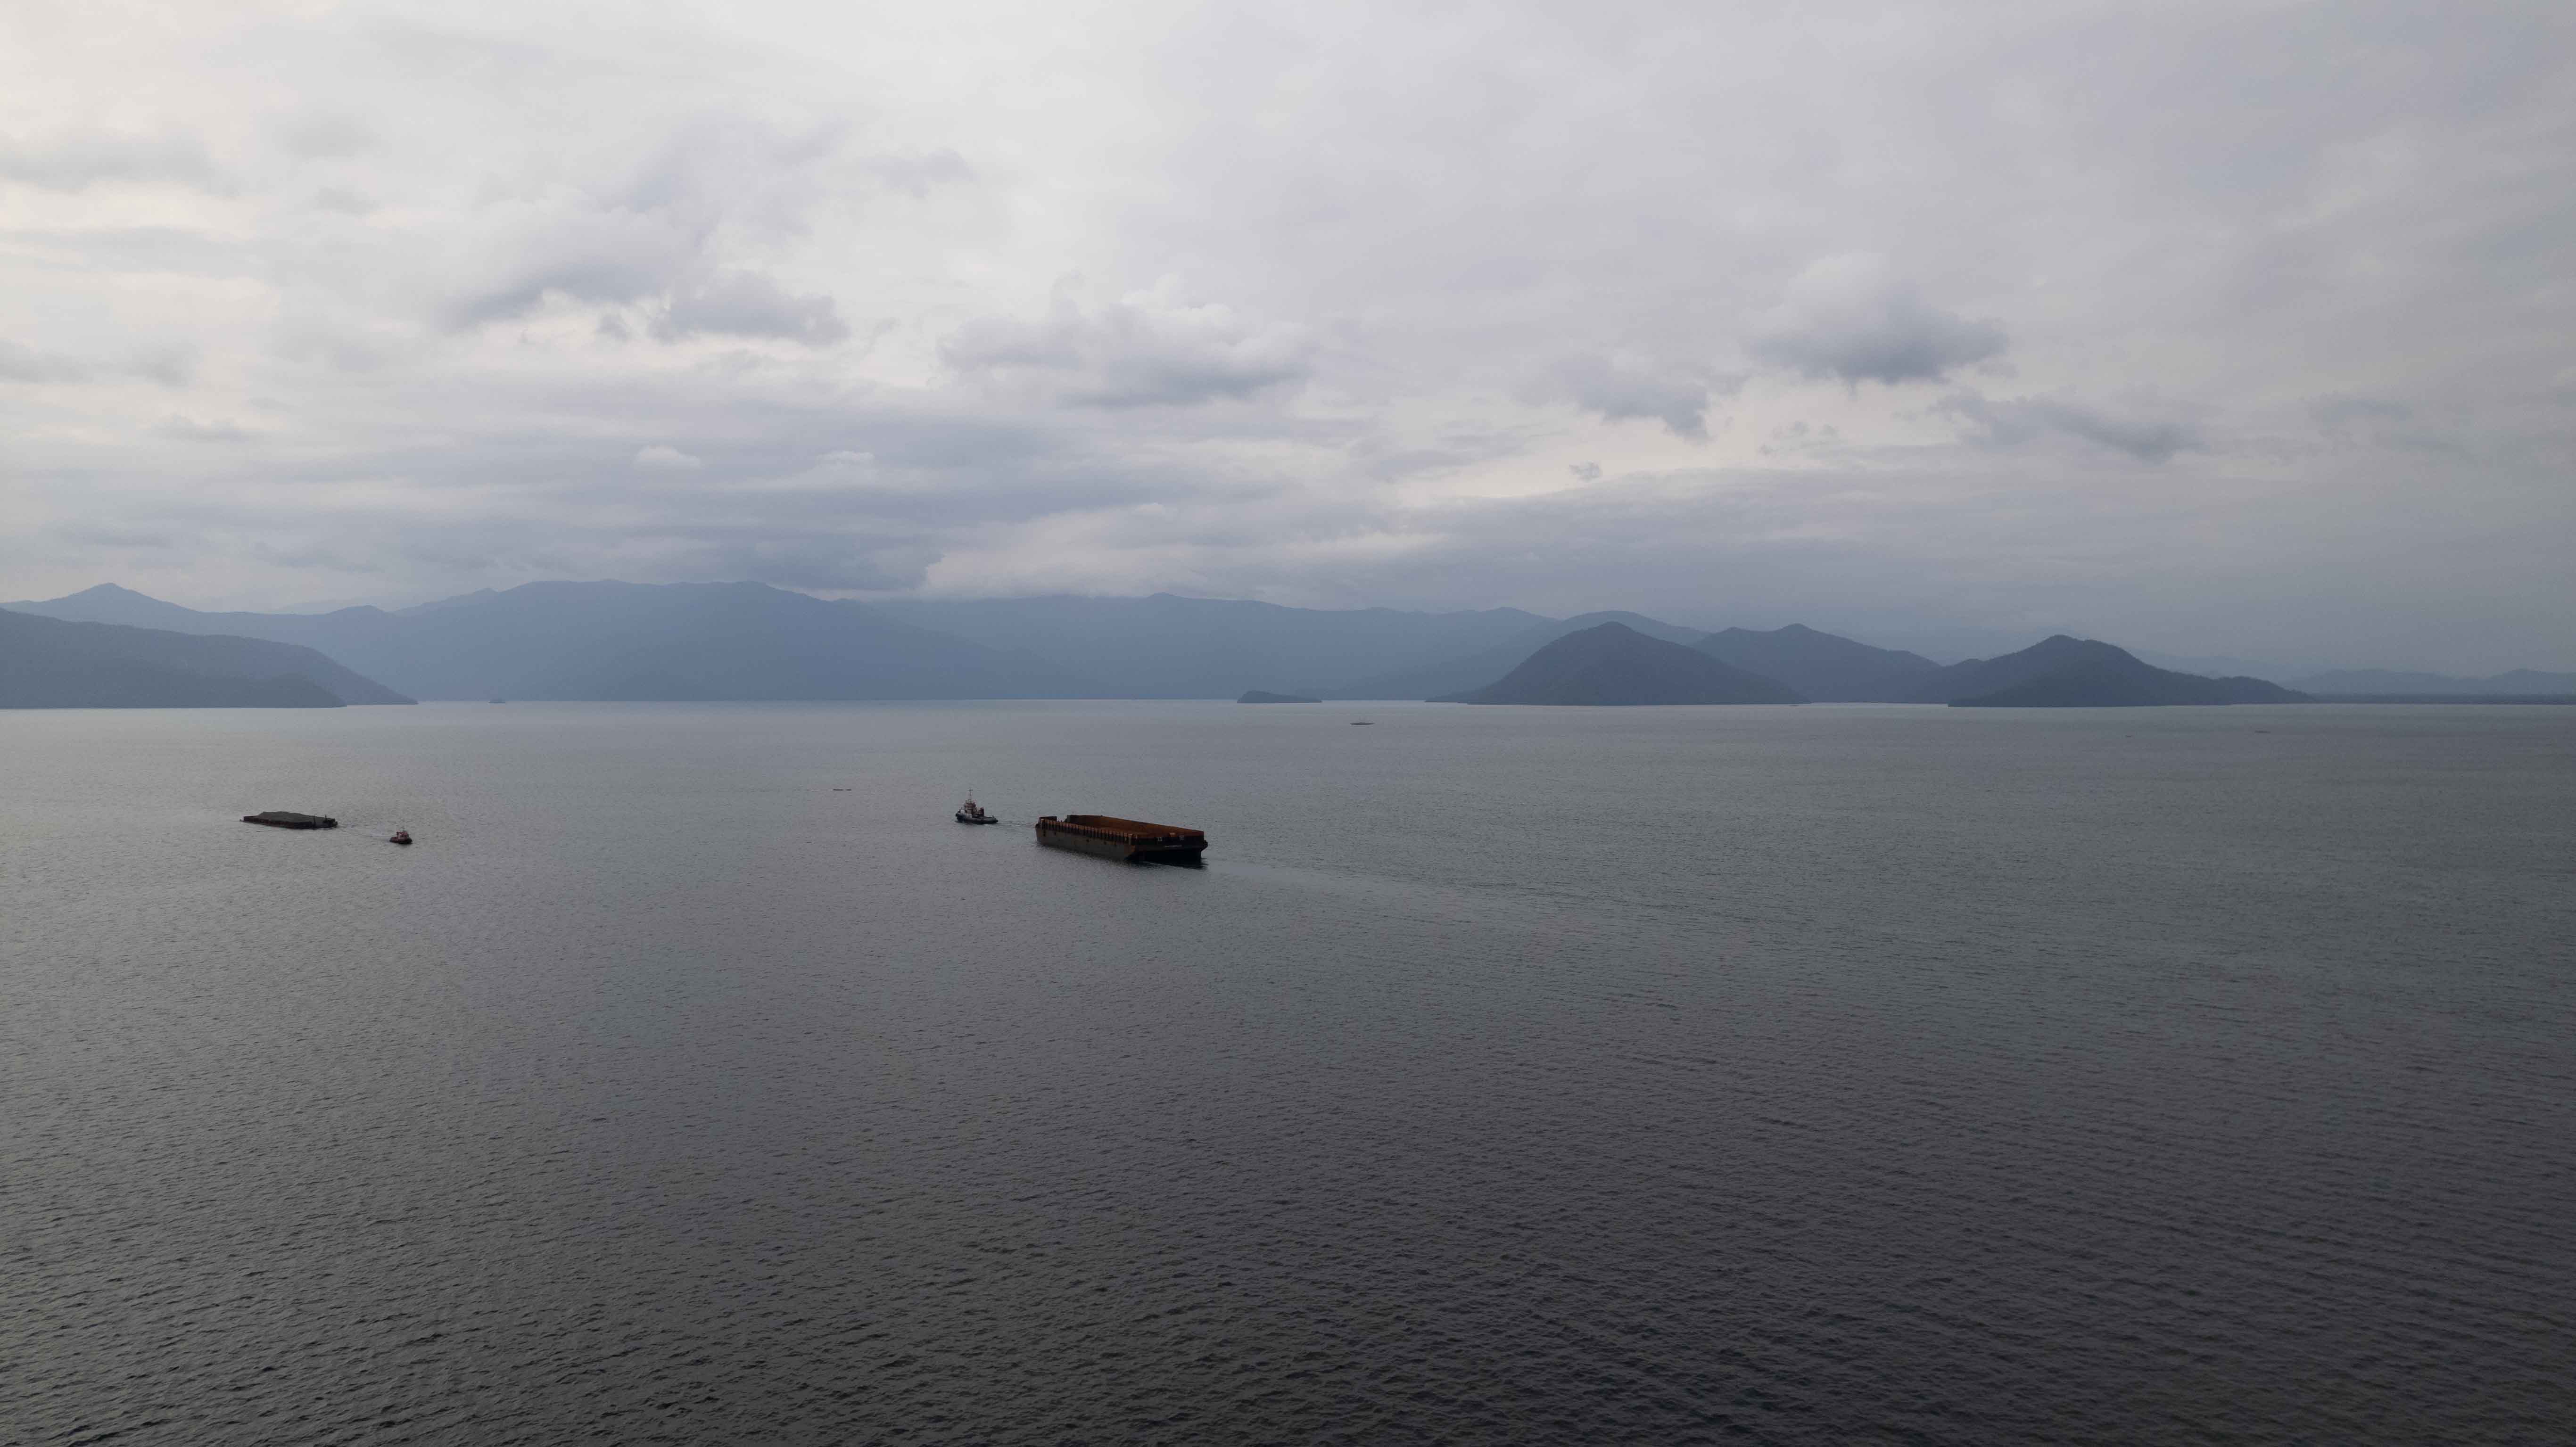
[1035,814,1208,863]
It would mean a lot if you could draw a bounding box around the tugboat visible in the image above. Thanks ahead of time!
[389,829,413,846]
[954,797,998,825]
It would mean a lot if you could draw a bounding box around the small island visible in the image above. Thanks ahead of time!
[1238,690,1321,703]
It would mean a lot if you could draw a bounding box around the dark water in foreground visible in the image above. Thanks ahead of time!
[4,701,2572,1445]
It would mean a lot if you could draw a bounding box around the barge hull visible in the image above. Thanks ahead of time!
[1036,814,1209,864]
[243,811,338,830]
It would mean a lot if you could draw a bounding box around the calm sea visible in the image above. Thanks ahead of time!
[4,701,2571,1445]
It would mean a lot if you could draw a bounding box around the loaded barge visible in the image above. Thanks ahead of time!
[243,811,338,830]
[1036,814,1208,863]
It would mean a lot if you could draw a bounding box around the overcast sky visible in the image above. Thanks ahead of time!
[3,0,2569,669]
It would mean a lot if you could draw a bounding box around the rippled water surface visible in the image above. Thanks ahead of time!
[5,701,2573,1444]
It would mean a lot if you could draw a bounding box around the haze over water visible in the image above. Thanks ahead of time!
[6,701,2572,1444]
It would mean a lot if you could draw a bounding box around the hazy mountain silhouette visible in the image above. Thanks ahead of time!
[1238,690,1320,703]
[1334,610,1713,701]
[21,582,2527,708]
[369,582,1098,700]
[1694,623,1940,701]
[0,608,406,708]
[2287,667,2576,696]
[5,583,215,630]
[8,585,418,678]
[2127,648,2296,683]
[1916,636,2311,707]
[9,582,1089,701]
[873,593,1548,699]
[1433,622,1803,705]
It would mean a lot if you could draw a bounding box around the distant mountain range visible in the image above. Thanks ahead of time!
[2284,667,2576,696]
[1695,624,1938,701]
[0,608,412,708]
[6,580,2544,710]
[1429,627,2305,708]
[9,582,1086,702]
[1329,610,1711,701]
[872,593,1548,699]
[1436,622,1804,705]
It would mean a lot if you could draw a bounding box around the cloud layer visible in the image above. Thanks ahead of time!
[2,0,2572,671]
[1751,255,2008,388]
[943,289,1313,408]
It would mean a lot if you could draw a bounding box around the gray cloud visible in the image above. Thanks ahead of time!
[2,1,2571,671]
[444,210,705,328]
[53,522,176,549]
[274,112,376,160]
[944,292,1312,408]
[131,347,198,388]
[0,342,193,387]
[0,130,222,192]
[649,531,937,592]
[651,270,848,345]
[0,341,89,384]
[859,150,974,198]
[1548,355,1725,440]
[440,115,876,337]
[1937,393,2202,463]
[448,232,847,349]
[154,415,255,443]
[1758,420,1845,458]
[1751,255,2007,386]
[2308,395,2473,456]
[2314,396,2411,437]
